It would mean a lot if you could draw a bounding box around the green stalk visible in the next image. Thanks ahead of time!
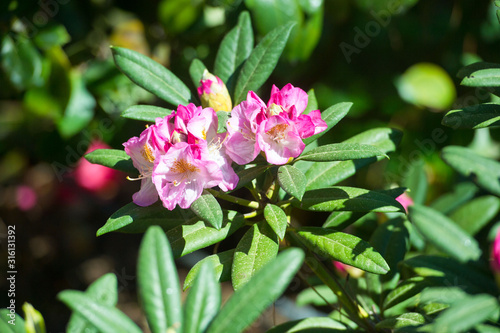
[287,231,375,332]
[207,189,260,209]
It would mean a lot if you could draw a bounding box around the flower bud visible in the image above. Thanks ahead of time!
[197,70,232,112]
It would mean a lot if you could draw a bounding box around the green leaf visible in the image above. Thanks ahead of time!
[233,22,296,104]
[449,196,500,235]
[293,186,405,213]
[138,226,182,333]
[409,205,481,262]
[22,303,45,333]
[441,146,500,196]
[383,276,446,310]
[207,248,305,333]
[57,70,96,139]
[419,303,449,316]
[167,210,245,258]
[323,211,366,230]
[33,25,71,50]
[402,161,427,205]
[189,58,207,89]
[183,262,221,333]
[376,313,425,330]
[277,165,306,200]
[457,61,500,80]
[296,285,338,307]
[402,255,496,293]
[305,128,402,190]
[298,143,387,162]
[264,204,288,240]
[303,102,352,146]
[97,202,192,236]
[442,104,500,129]
[267,317,347,333]
[111,46,191,106]
[121,105,173,122]
[474,324,500,333]
[0,309,26,333]
[85,149,136,174]
[232,221,279,290]
[460,66,500,87]
[1,35,43,90]
[190,192,223,230]
[214,11,253,89]
[217,111,229,133]
[430,182,478,214]
[57,290,142,333]
[68,273,118,333]
[184,249,235,290]
[233,165,271,191]
[296,227,390,274]
[434,294,499,333]
[303,89,319,115]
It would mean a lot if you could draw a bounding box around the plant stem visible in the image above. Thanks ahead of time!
[207,189,260,209]
[287,231,375,332]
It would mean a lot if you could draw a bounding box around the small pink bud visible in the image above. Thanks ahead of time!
[197,70,232,112]
[396,192,414,213]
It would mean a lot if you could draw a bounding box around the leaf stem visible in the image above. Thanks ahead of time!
[208,189,260,209]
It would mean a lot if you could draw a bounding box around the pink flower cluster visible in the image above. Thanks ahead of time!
[124,81,327,210]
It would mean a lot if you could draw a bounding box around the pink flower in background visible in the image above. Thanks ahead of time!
[152,142,222,210]
[75,141,120,194]
[395,192,414,213]
[197,70,232,112]
[491,229,500,273]
[225,84,327,165]
[16,185,37,211]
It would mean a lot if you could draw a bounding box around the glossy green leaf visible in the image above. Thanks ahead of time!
[402,161,427,205]
[267,317,347,333]
[33,25,71,50]
[183,262,221,333]
[298,143,387,162]
[277,165,306,200]
[442,104,500,129]
[57,70,96,139]
[323,211,366,230]
[233,165,271,191]
[434,294,499,333]
[457,61,500,80]
[68,273,117,333]
[190,192,223,230]
[57,290,142,333]
[297,227,390,274]
[376,313,425,330]
[0,309,26,333]
[184,249,235,290]
[121,105,173,122]
[214,11,253,87]
[189,58,207,89]
[460,66,500,87]
[296,284,338,307]
[418,287,469,305]
[1,35,43,90]
[430,182,478,214]
[138,226,182,333]
[409,205,481,262]
[303,102,352,146]
[305,128,402,190]
[303,89,319,115]
[419,303,449,316]
[402,255,496,293]
[85,149,136,174]
[233,22,295,104]
[97,202,191,236]
[232,221,279,290]
[450,195,500,235]
[22,303,45,333]
[441,146,500,196]
[383,276,446,310]
[158,0,202,34]
[111,46,191,106]
[207,248,304,333]
[264,204,288,240]
[293,186,405,213]
[167,210,245,258]
[474,324,500,333]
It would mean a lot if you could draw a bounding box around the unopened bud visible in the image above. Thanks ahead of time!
[197,70,232,112]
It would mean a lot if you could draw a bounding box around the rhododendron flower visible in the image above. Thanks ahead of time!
[225,84,327,165]
[491,228,500,273]
[152,142,222,210]
[197,70,232,112]
[124,103,238,210]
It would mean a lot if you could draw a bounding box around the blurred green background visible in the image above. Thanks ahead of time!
[1,0,500,330]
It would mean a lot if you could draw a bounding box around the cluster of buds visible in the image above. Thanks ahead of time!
[124,72,327,210]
